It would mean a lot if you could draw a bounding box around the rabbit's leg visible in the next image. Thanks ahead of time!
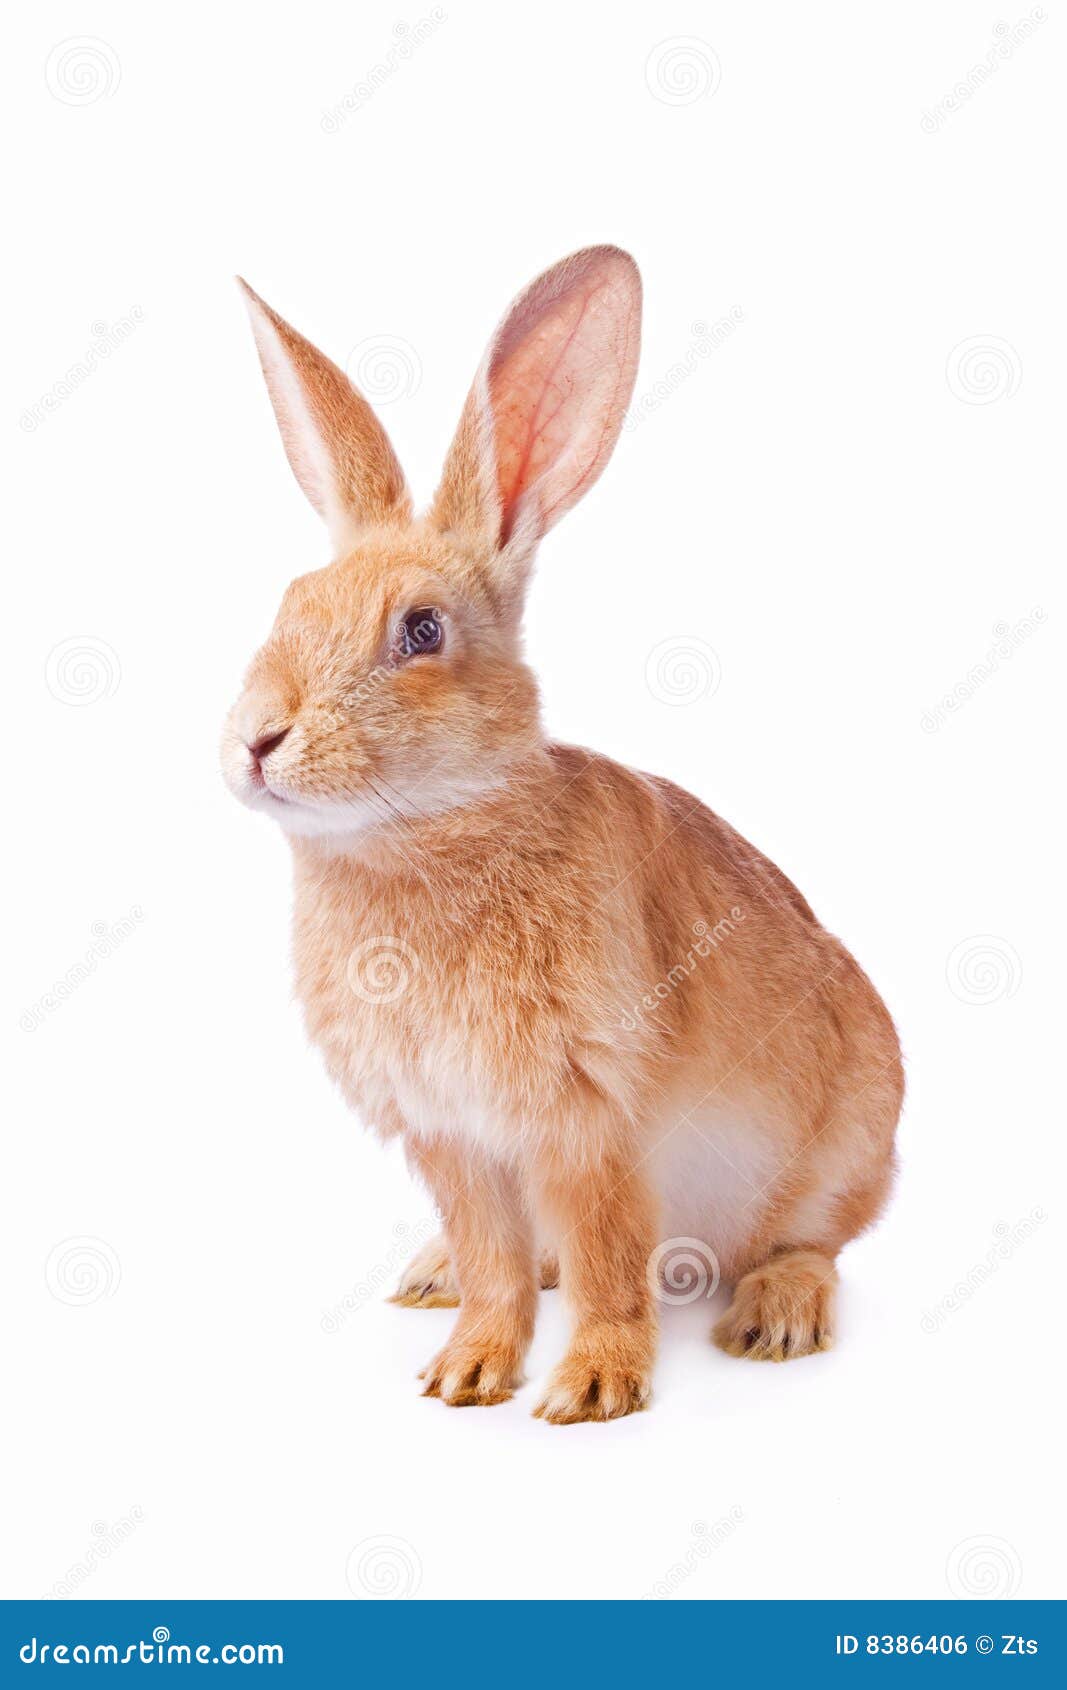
[532,1158,658,1424]
[393,1236,558,1307]
[409,1137,537,1406]
[713,1248,837,1361]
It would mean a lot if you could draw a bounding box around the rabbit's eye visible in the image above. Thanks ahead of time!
[396,608,443,658]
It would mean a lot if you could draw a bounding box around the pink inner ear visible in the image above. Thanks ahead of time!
[487,255,640,542]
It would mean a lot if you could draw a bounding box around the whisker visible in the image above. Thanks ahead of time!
[374,771,431,824]
[366,777,422,839]
[359,779,444,902]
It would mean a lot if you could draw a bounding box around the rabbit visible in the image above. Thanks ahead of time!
[221,246,903,1422]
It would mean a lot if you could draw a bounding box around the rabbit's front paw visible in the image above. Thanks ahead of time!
[420,1334,523,1407]
[532,1326,654,1424]
[392,1235,559,1307]
[390,1234,459,1308]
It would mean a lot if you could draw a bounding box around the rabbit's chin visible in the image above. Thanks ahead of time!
[236,785,383,843]
[234,766,513,845]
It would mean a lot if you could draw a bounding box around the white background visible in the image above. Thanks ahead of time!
[4,1,1062,1603]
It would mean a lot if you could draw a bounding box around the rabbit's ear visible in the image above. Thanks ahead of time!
[237,280,411,552]
[431,246,641,575]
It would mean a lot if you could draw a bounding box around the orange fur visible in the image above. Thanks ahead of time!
[408,1137,536,1406]
[222,247,904,1422]
[713,1249,838,1361]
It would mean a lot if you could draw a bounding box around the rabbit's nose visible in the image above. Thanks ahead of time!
[247,727,290,764]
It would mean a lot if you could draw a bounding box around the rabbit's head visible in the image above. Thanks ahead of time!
[221,247,641,840]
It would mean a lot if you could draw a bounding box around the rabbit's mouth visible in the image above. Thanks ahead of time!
[233,770,391,843]
[252,766,289,804]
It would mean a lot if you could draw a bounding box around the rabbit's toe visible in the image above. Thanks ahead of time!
[390,1234,460,1308]
[532,1326,653,1424]
[420,1335,522,1407]
[712,1249,837,1361]
[393,1236,559,1307]
[538,1250,560,1289]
